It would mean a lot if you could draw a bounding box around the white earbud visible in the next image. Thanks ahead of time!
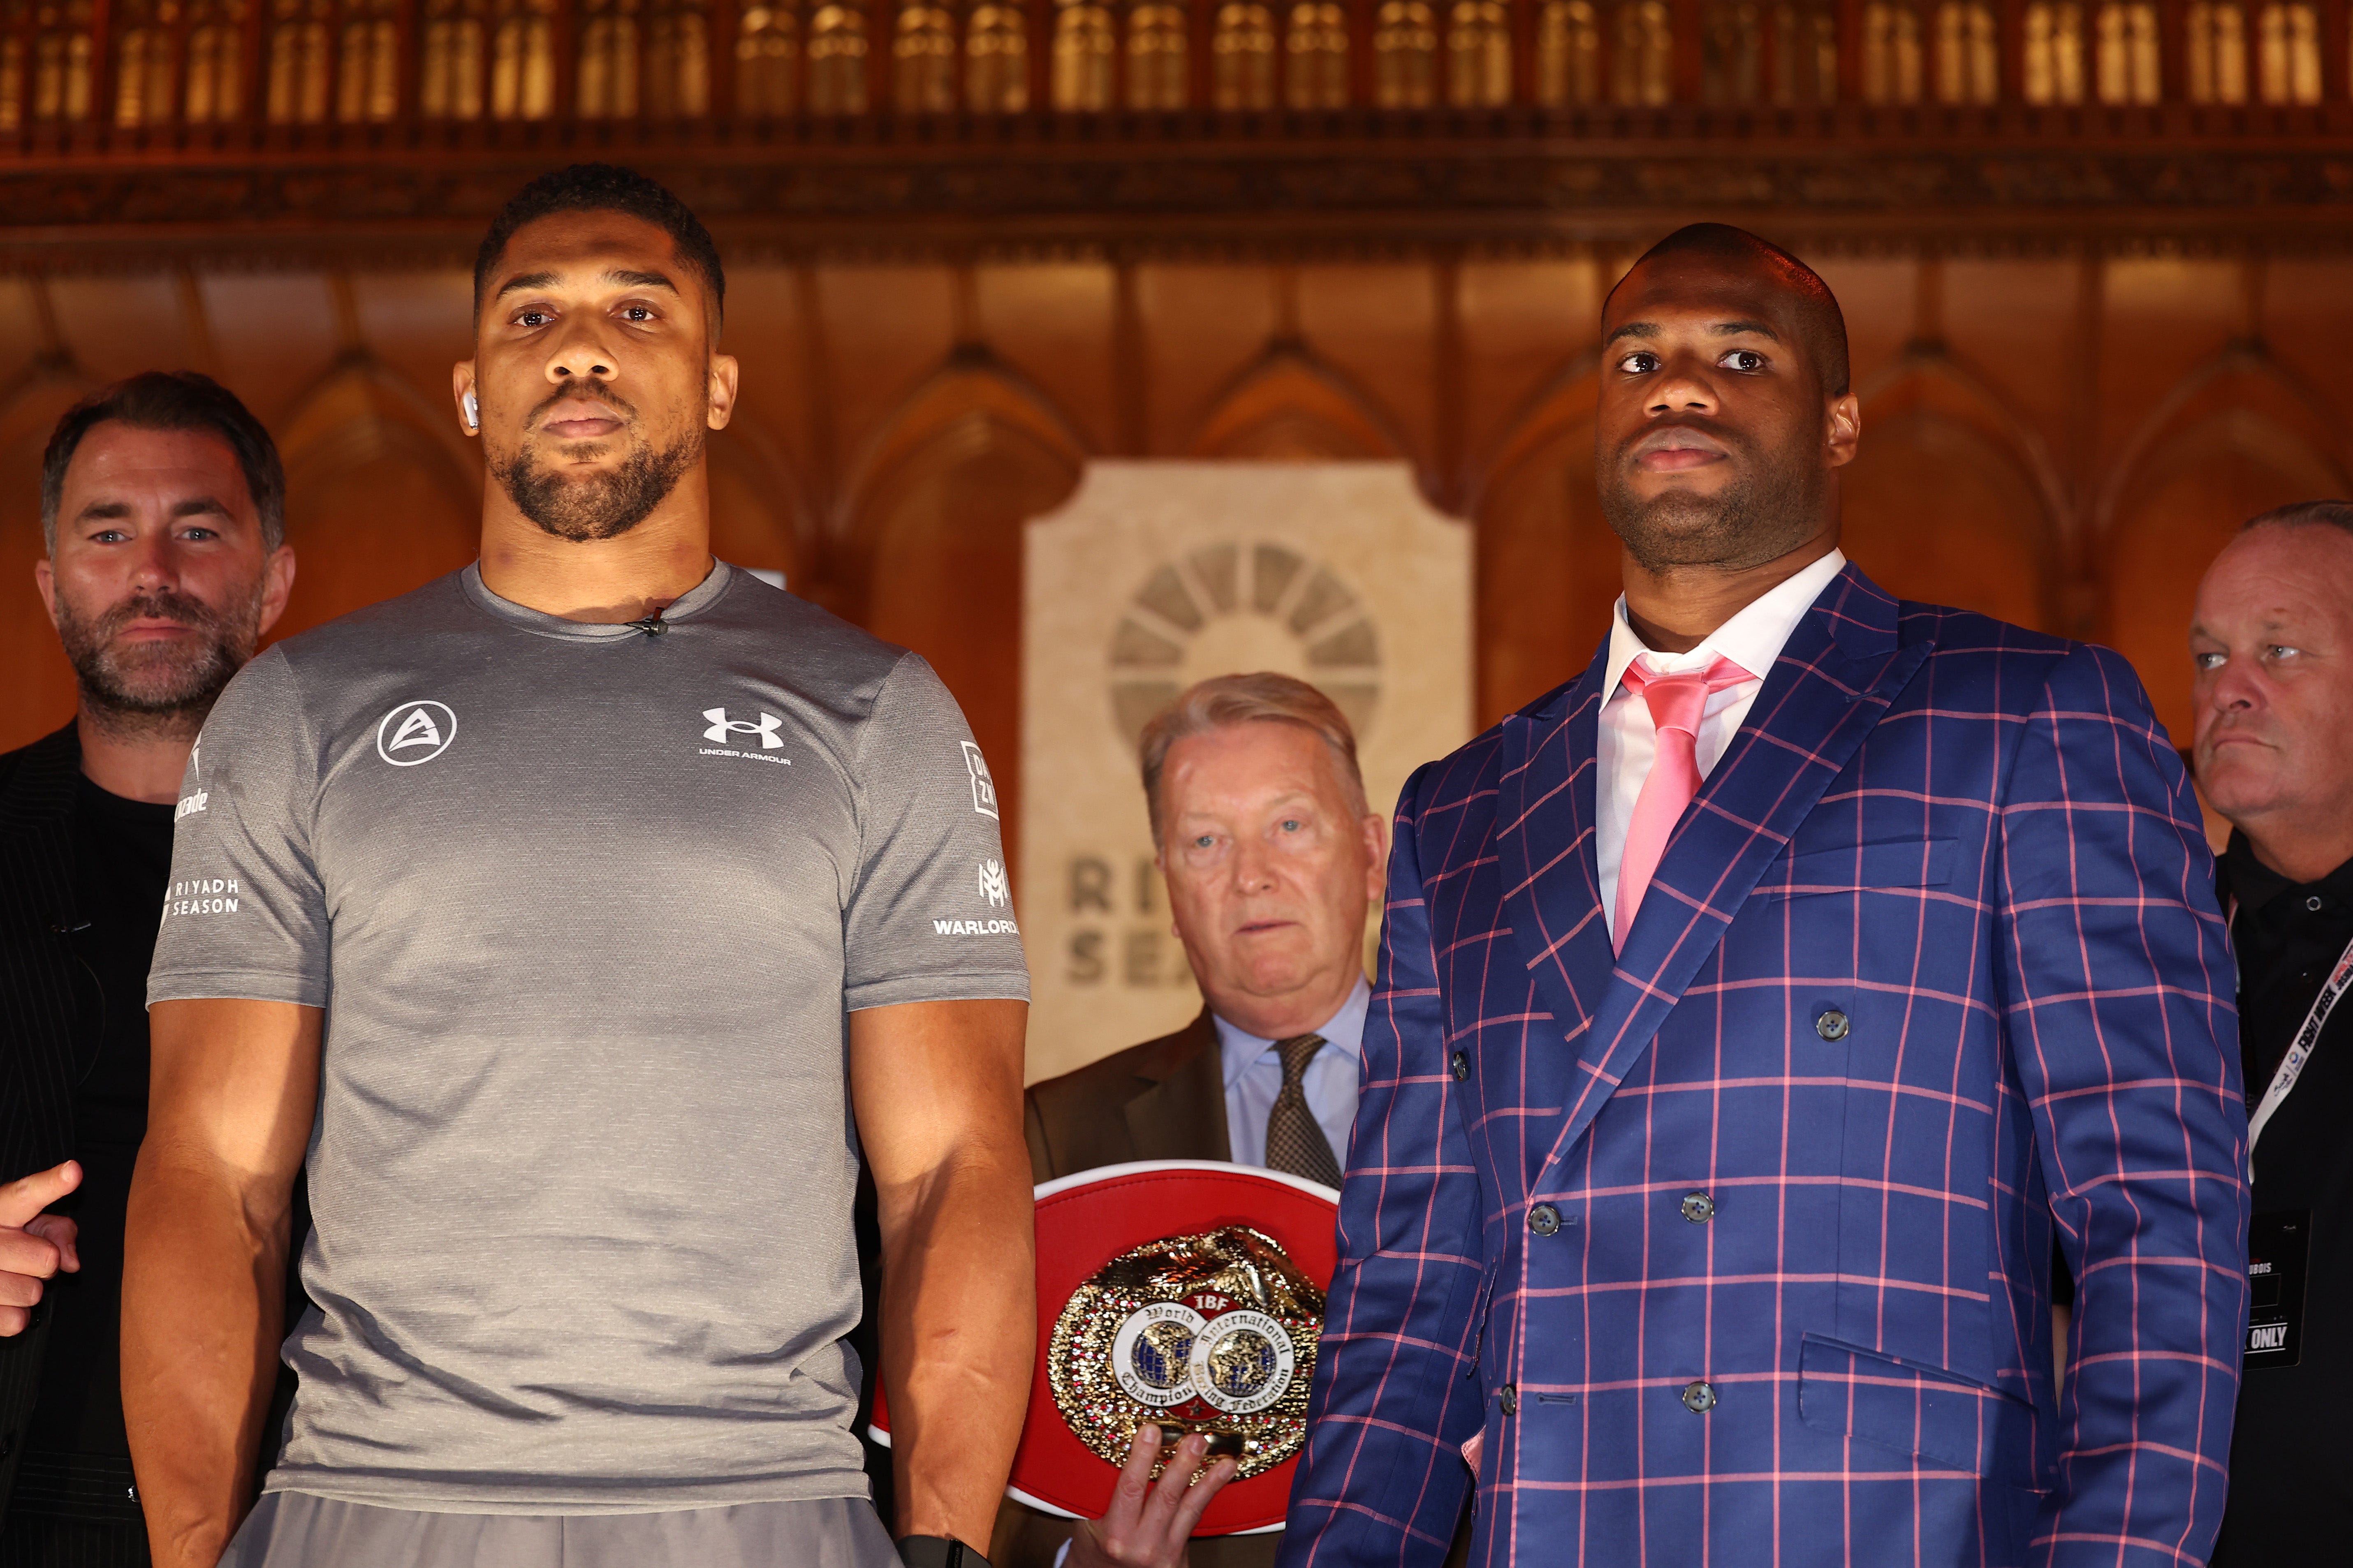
[463,391,479,429]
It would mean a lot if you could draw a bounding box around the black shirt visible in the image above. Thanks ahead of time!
[22,779,175,1462]
[2209,831,2353,1565]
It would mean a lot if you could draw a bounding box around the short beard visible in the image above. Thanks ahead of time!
[491,395,700,544]
[1600,426,1825,576]
[56,582,264,742]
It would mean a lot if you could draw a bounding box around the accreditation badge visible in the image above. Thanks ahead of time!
[869,1159,1340,1537]
[2246,1209,2311,1366]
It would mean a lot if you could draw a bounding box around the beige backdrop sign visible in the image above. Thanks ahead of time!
[1019,461,1473,1086]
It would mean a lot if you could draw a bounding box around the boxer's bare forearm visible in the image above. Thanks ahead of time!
[125,999,320,1568]
[852,998,1036,1552]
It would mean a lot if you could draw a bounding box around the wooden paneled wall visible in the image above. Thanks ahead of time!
[5,247,2348,864]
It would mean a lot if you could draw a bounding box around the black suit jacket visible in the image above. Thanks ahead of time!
[0,724,90,1515]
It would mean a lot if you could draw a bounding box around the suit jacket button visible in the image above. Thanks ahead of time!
[1680,1192,1715,1223]
[1528,1203,1561,1236]
[1815,1009,1850,1041]
[1681,1381,1716,1413]
[1450,1051,1470,1081]
[1498,1384,1518,1415]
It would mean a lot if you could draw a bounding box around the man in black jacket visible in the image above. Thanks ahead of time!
[2193,500,2353,1565]
[0,372,294,1568]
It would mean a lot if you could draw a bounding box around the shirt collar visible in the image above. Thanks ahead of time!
[1213,975,1373,1090]
[2221,828,2353,916]
[1602,548,1848,701]
[460,558,734,643]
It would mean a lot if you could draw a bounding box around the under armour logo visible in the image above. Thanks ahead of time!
[704,707,785,749]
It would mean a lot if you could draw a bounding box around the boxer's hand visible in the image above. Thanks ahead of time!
[0,1161,81,1337]
[1067,1425,1239,1568]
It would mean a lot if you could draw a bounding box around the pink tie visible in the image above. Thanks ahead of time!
[1614,654,1755,951]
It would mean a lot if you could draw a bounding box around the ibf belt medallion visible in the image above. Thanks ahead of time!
[1047,1224,1324,1480]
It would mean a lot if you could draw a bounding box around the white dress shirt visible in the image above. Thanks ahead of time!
[1212,975,1370,1170]
[1597,549,1849,944]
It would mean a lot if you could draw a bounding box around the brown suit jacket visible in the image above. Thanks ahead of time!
[997,1008,1279,1568]
[1025,1006,1230,1179]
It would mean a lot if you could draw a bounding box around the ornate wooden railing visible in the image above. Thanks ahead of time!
[8,0,2350,135]
[4,0,2351,259]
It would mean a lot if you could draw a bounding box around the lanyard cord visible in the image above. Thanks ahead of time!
[2237,895,2353,1181]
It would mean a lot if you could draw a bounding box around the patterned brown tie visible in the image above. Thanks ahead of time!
[1264,1034,1343,1188]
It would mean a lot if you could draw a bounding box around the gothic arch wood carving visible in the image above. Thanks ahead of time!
[1847,352,2064,630]
[1468,361,1620,723]
[1188,343,1411,461]
[839,357,1090,867]
[273,361,481,641]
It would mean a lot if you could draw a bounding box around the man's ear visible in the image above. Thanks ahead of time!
[33,558,58,624]
[452,361,480,439]
[1825,392,1862,470]
[256,544,299,638]
[1359,812,1388,903]
[707,353,740,432]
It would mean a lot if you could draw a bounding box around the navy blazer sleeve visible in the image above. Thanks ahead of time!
[1280,761,1487,1566]
[1997,642,2247,1565]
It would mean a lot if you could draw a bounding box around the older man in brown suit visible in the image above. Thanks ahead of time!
[1006,673,1385,1568]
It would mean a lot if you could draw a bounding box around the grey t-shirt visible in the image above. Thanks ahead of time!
[148,561,1028,1512]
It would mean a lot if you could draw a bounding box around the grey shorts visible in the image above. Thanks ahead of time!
[219,1491,901,1568]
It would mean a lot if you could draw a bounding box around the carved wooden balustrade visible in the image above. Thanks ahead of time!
[3,0,2351,259]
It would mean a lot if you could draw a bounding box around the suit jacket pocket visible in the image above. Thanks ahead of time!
[1797,1332,2036,1488]
[1766,837,1957,897]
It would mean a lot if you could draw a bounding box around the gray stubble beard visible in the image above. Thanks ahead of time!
[55,580,267,743]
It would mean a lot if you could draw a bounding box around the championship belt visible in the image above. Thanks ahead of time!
[870,1159,1340,1537]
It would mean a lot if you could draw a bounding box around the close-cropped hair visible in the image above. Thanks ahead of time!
[1139,672,1369,841]
[2244,499,2353,535]
[1617,221,1852,399]
[40,370,286,554]
[473,162,726,323]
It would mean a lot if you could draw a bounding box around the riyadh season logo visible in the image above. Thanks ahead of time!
[937,858,1019,937]
[377,700,458,766]
[962,740,998,819]
[700,707,793,766]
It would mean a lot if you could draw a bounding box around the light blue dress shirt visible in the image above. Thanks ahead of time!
[1211,976,1371,1172]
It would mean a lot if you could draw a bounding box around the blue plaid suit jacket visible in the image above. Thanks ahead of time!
[1278,567,2247,1568]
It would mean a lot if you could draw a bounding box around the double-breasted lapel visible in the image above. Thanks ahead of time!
[1494,638,1619,1135]
[1505,569,1936,1186]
